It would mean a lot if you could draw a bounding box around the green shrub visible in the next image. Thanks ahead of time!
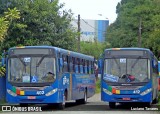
[95,79,101,93]
[0,66,6,77]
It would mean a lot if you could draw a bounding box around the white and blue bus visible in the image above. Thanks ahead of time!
[99,48,159,108]
[3,46,96,109]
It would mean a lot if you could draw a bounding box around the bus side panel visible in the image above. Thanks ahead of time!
[58,73,70,102]
[57,73,92,102]
[86,74,96,98]
[71,73,95,100]
[72,73,82,100]
[72,73,88,100]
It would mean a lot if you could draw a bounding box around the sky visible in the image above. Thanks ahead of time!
[59,0,121,24]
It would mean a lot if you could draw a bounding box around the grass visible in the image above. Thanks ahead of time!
[95,79,101,93]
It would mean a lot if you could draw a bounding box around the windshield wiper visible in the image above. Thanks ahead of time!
[112,56,121,76]
[131,56,141,73]
[131,56,141,68]
[36,54,48,67]
[14,55,26,67]
[34,54,48,76]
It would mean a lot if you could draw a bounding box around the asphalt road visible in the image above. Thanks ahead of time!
[1,93,159,114]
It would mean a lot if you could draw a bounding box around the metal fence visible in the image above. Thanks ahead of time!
[0,76,6,101]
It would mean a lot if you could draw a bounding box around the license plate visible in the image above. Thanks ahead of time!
[27,96,36,99]
[122,98,130,100]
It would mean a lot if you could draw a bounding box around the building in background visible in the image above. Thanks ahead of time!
[71,19,109,42]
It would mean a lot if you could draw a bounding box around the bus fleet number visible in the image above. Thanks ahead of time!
[133,90,140,94]
[37,91,44,95]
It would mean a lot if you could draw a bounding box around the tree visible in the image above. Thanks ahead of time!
[0,17,8,41]
[80,41,110,59]
[106,0,160,57]
[0,7,20,42]
[0,0,77,51]
[0,7,20,76]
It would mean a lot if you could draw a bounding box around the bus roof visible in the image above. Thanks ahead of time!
[9,46,94,61]
[104,47,154,57]
[105,47,151,51]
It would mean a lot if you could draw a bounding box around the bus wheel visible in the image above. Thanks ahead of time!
[58,93,66,110]
[109,102,116,109]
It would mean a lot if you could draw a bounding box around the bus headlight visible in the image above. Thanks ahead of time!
[140,88,152,96]
[45,88,57,96]
[103,88,112,95]
[7,89,17,97]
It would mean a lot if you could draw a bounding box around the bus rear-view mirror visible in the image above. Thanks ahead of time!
[152,59,157,68]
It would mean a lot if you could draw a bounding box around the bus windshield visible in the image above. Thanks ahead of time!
[103,58,150,83]
[8,55,56,83]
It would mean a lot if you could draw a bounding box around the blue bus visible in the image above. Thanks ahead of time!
[100,48,159,108]
[3,46,96,109]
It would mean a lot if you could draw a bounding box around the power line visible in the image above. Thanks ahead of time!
[72,19,92,33]
[72,18,107,33]
[80,18,108,33]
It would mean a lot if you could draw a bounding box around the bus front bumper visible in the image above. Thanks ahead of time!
[6,92,61,104]
[101,91,152,103]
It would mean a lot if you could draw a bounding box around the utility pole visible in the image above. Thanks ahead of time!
[77,14,80,52]
[138,17,142,47]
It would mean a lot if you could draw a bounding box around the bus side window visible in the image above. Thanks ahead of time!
[72,57,75,72]
[87,60,89,74]
[69,56,73,72]
[91,61,94,74]
[75,58,79,73]
[89,61,91,74]
[67,56,70,72]
[62,55,68,72]
[58,53,62,73]
[80,59,83,74]
[69,57,71,72]
[83,59,85,73]
[85,60,88,74]
[77,58,80,73]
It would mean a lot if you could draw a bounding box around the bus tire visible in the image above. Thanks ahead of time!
[109,102,116,109]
